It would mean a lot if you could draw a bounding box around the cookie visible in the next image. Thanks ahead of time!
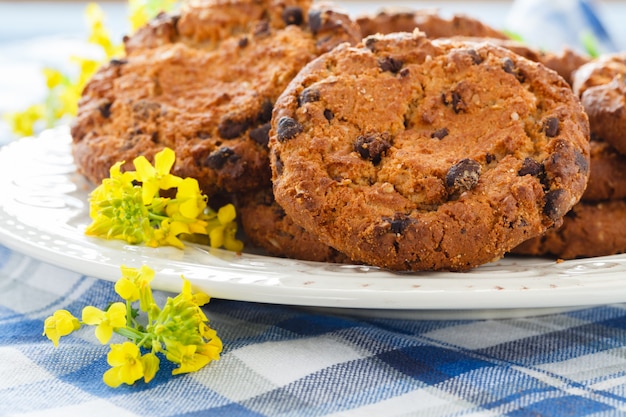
[236,188,350,263]
[71,0,361,196]
[269,31,590,271]
[582,140,626,201]
[537,47,590,86]
[447,37,589,85]
[356,8,508,40]
[571,53,626,155]
[358,8,589,86]
[512,199,626,259]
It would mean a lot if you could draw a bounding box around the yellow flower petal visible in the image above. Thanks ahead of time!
[217,204,237,224]
[141,352,160,383]
[94,323,115,345]
[115,277,139,302]
[104,342,145,387]
[82,305,105,325]
[42,310,81,347]
[154,147,176,175]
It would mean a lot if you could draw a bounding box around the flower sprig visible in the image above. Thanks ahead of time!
[86,147,244,251]
[4,1,180,138]
[43,265,222,387]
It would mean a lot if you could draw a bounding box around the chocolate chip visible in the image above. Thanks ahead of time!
[544,117,560,137]
[323,109,334,121]
[204,147,236,169]
[501,57,525,82]
[364,37,378,51]
[399,68,410,77]
[282,6,303,26]
[276,116,303,142]
[451,91,466,113]
[308,10,322,34]
[253,20,270,37]
[238,37,249,48]
[446,159,481,193]
[354,132,391,165]
[467,49,483,65]
[258,99,273,123]
[441,91,466,112]
[385,214,412,235]
[249,123,271,146]
[485,153,496,164]
[518,157,544,176]
[379,56,403,73]
[274,151,284,175]
[218,118,250,139]
[543,188,567,221]
[431,127,449,140]
[110,58,128,66]
[298,88,320,106]
[98,102,112,118]
[575,149,589,175]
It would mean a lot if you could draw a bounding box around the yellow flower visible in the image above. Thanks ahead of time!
[86,162,156,245]
[197,336,223,362]
[165,342,213,375]
[42,310,81,347]
[3,104,45,137]
[103,342,145,387]
[169,178,207,220]
[180,277,210,308]
[82,302,127,344]
[133,148,182,205]
[129,0,180,31]
[85,3,124,59]
[141,352,160,383]
[42,68,65,89]
[205,204,244,251]
[115,265,156,314]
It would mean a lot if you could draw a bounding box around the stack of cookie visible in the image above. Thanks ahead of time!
[514,53,626,259]
[71,0,593,271]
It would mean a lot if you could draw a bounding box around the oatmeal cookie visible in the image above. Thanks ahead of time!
[582,140,626,201]
[71,0,361,196]
[449,38,589,86]
[236,188,350,263]
[572,53,626,155]
[512,199,626,259]
[356,8,508,40]
[358,8,589,86]
[269,31,590,271]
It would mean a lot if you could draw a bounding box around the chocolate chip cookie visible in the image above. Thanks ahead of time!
[572,53,626,155]
[582,140,626,201]
[513,199,626,259]
[356,8,508,40]
[71,0,361,196]
[236,188,350,263]
[270,31,590,271]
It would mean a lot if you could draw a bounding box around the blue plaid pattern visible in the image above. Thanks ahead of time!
[2,245,626,417]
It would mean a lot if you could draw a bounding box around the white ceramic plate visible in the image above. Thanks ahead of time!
[1,127,625,318]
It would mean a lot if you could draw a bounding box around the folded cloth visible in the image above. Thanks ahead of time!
[2,245,626,417]
[506,0,617,54]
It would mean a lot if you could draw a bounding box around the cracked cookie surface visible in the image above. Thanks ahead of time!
[270,31,590,271]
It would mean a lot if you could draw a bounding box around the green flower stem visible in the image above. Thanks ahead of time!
[114,326,145,342]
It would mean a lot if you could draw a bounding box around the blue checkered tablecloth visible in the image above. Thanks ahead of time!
[2,246,626,416]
